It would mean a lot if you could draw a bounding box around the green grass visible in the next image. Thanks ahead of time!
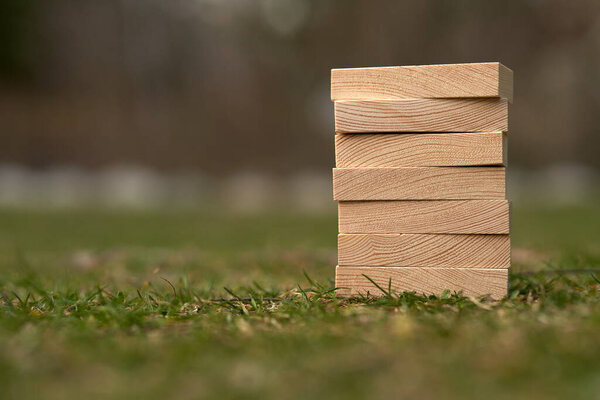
[1,203,599,399]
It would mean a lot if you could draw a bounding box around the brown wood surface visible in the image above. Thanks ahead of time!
[334,98,508,133]
[331,62,513,103]
[338,200,510,234]
[333,167,505,200]
[335,132,506,168]
[335,266,508,299]
[338,234,510,268]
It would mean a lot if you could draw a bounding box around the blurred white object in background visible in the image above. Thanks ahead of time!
[0,163,596,211]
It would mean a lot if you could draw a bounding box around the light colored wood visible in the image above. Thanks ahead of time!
[334,98,508,133]
[335,266,508,299]
[498,64,514,104]
[338,234,510,268]
[338,200,509,234]
[331,62,513,103]
[335,132,506,168]
[333,167,505,200]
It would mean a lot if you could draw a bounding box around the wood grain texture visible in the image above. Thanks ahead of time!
[335,132,506,167]
[338,200,510,234]
[335,266,508,299]
[331,62,513,103]
[333,167,505,200]
[334,98,508,133]
[338,234,510,268]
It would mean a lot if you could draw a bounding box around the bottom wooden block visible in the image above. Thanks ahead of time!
[335,266,508,299]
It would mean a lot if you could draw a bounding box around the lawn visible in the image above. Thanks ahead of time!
[1,203,600,399]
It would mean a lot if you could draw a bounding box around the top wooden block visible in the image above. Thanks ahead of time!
[331,62,513,103]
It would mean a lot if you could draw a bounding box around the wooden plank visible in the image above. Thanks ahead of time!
[335,132,506,168]
[334,98,508,133]
[333,167,505,200]
[338,234,510,268]
[338,200,510,234]
[335,266,508,299]
[331,62,513,103]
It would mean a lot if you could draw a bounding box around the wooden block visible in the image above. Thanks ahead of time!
[335,132,506,168]
[334,98,508,133]
[335,266,508,299]
[331,62,513,103]
[338,234,510,268]
[333,167,505,201]
[338,200,510,234]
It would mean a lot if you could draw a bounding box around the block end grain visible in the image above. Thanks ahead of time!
[333,167,506,201]
[338,200,510,235]
[335,132,507,168]
[334,98,508,134]
[338,234,511,268]
[335,266,509,299]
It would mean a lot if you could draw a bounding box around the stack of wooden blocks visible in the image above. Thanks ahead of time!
[331,62,513,299]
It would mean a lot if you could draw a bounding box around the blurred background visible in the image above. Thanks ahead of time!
[1,0,600,210]
[3,3,600,398]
